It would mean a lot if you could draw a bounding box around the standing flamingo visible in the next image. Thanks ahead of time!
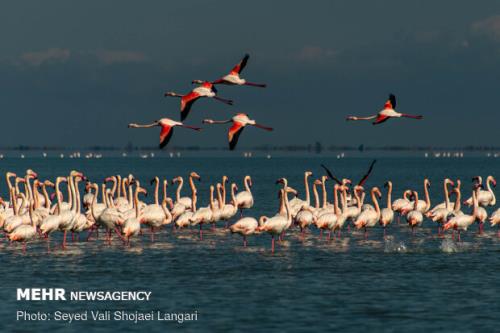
[122,181,147,245]
[380,181,394,236]
[235,175,254,216]
[346,94,423,125]
[464,176,496,207]
[203,114,273,150]
[128,118,201,149]
[165,81,233,121]
[211,54,266,87]
[258,189,291,253]
[354,187,382,239]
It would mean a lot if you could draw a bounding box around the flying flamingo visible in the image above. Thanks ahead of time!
[211,54,266,87]
[203,113,273,150]
[128,118,201,149]
[165,81,233,121]
[346,94,423,125]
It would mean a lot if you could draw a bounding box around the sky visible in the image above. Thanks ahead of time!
[0,0,499,149]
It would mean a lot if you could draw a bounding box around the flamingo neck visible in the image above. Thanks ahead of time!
[216,186,223,208]
[134,188,140,218]
[333,187,340,215]
[444,181,451,209]
[321,179,327,208]
[117,175,122,198]
[42,185,50,209]
[304,173,310,206]
[386,184,392,210]
[486,178,496,205]
[454,188,461,213]
[55,180,62,215]
[372,191,381,215]
[423,181,431,210]
[163,181,168,202]
[176,178,183,202]
[244,177,252,194]
[153,178,159,205]
[313,184,319,209]
[230,186,237,207]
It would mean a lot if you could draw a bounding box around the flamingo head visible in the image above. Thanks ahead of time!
[190,172,201,181]
[489,176,497,187]
[191,79,204,84]
[246,175,253,187]
[44,180,55,188]
[26,169,38,179]
[305,171,313,177]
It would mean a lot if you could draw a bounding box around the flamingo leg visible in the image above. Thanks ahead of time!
[364,227,368,240]
[244,82,266,88]
[319,229,323,239]
[271,235,275,253]
[62,230,67,249]
[213,96,233,105]
[243,235,247,247]
[150,227,155,242]
[199,224,203,241]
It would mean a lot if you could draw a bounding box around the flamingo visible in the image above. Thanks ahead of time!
[354,187,382,239]
[122,181,147,245]
[428,180,459,236]
[220,183,239,227]
[189,185,216,240]
[96,185,124,245]
[443,186,479,241]
[289,171,313,216]
[165,80,233,121]
[379,181,394,236]
[141,177,167,241]
[258,189,291,253]
[230,216,264,247]
[489,208,500,236]
[235,175,254,216]
[202,113,273,150]
[464,176,496,207]
[172,172,200,220]
[175,185,197,229]
[8,200,36,252]
[427,179,455,215]
[211,54,266,87]
[346,94,423,125]
[128,118,201,149]
[406,191,424,235]
[401,179,431,215]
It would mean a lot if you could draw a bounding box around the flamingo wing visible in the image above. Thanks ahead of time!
[159,124,174,149]
[358,160,377,186]
[180,92,200,121]
[384,94,396,109]
[230,54,249,74]
[228,122,245,150]
[320,164,342,185]
[373,114,391,125]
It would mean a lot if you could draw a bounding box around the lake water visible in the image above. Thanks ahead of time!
[0,156,498,332]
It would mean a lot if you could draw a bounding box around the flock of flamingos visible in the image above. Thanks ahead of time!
[127,54,423,150]
[0,168,498,253]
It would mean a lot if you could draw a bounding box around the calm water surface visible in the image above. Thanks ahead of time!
[0,157,499,332]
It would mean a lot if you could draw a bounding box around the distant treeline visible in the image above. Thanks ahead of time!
[1,143,499,153]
